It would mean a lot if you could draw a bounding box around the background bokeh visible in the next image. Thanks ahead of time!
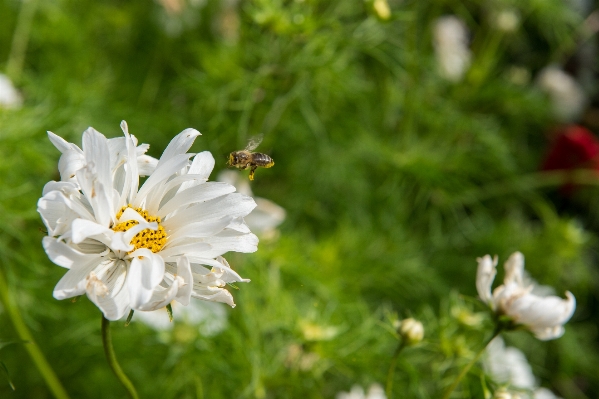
[1,0,599,398]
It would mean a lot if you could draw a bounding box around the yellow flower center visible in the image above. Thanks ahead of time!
[112,206,167,253]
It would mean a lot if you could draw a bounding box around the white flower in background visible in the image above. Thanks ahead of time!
[433,16,472,82]
[217,170,285,238]
[134,300,228,337]
[0,73,23,109]
[486,337,563,399]
[336,384,386,399]
[492,9,520,33]
[485,337,536,389]
[537,66,586,122]
[38,122,258,320]
[476,252,576,340]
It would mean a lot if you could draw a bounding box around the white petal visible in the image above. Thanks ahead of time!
[137,155,158,176]
[75,163,113,227]
[162,193,256,231]
[193,232,259,258]
[476,255,497,307]
[504,251,525,286]
[156,128,201,170]
[47,131,81,154]
[137,277,182,311]
[127,249,165,309]
[42,181,80,197]
[39,188,95,222]
[53,257,104,300]
[87,259,130,320]
[70,219,112,244]
[133,153,193,211]
[164,217,233,246]
[42,236,97,269]
[158,243,212,259]
[191,286,236,307]
[58,149,86,183]
[178,151,215,192]
[38,195,78,236]
[158,182,236,218]
[509,291,575,333]
[175,256,193,306]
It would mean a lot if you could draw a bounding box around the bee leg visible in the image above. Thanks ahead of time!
[249,166,257,181]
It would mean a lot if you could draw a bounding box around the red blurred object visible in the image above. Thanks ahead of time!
[541,125,599,193]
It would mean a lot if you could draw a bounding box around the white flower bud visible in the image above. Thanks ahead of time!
[373,0,391,21]
[398,318,424,345]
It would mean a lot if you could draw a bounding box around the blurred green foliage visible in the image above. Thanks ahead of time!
[1,0,598,398]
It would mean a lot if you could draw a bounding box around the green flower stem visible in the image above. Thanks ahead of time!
[101,315,139,399]
[0,269,70,399]
[385,339,407,398]
[441,327,503,399]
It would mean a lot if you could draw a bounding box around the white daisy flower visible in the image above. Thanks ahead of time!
[476,252,576,340]
[38,122,258,320]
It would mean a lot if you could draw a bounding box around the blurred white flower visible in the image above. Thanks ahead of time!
[134,300,228,337]
[537,66,586,122]
[218,170,285,238]
[486,337,563,399]
[476,252,576,340]
[336,384,386,399]
[39,122,258,320]
[492,9,520,33]
[0,73,23,109]
[533,388,562,399]
[433,16,472,82]
[485,337,536,389]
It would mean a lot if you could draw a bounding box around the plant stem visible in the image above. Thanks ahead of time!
[0,269,70,399]
[441,327,503,399]
[101,315,139,399]
[6,0,38,80]
[385,340,407,398]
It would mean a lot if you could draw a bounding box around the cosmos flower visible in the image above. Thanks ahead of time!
[476,252,575,340]
[38,122,258,320]
[336,384,386,399]
[485,337,563,399]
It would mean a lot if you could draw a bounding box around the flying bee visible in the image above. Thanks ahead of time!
[227,135,274,181]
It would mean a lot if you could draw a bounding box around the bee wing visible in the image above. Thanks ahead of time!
[244,134,264,151]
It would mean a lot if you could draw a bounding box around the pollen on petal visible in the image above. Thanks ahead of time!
[113,206,167,253]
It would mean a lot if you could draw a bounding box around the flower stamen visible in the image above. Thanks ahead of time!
[113,205,167,253]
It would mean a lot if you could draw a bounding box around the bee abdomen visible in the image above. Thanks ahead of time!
[253,153,274,167]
